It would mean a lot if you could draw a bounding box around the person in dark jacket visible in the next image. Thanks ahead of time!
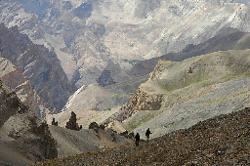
[145,128,152,141]
[135,133,140,146]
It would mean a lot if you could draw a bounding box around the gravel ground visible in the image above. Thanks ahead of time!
[35,107,250,166]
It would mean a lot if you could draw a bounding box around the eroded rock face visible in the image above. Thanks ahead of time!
[112,88,163,123]
[149,60,170,80]
[129,89,163,111]
[0,83,58,165]
[2,114,58,163]
[29,120,58,160]
[0,24,75,111]
[0,82,23,127]
[0,57,50,118]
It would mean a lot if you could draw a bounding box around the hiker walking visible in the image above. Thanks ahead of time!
[135,133,140,146]
[145,128,152,141]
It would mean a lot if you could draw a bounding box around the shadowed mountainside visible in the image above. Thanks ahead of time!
[0,24,75,111]
[0,56,49,117]
[0,81,57,166]
[130,28,250,77]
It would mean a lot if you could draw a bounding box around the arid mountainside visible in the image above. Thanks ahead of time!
[0,81,132,165]
[36,107,250,166]
[0,82,57,166]
[0,24,75,111]
[0,57,49,117]
[1,1,250,165]
[109,49,250,138]
[49,125,132,158]
[131,28,250,76]
[0,81,22,127]
[48,83,142,128]
[54,28,250,129]
[1,0,250,108]
[1,0,250,126]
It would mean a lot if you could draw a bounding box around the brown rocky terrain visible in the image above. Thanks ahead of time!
[0,80,23,127]
[35,107,250,166]
[0,79,133,165]
[0,24,75,111]
[0,57,50,118]
[49,124,133,158]
[0,81,57,166]
[107,88,163,123]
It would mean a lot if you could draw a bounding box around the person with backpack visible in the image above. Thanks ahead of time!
[135,133,140,146]
[145,128,152,141]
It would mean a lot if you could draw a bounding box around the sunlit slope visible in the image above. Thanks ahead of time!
[113,50,250,138]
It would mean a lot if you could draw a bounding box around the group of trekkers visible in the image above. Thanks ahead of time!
[135,128,152,146]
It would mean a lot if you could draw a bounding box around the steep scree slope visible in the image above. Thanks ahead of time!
[36,107,250,166]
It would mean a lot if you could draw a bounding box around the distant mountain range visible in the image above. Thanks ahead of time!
[1,0,250,121]
[1,0,250,85]
[1,0,250,165]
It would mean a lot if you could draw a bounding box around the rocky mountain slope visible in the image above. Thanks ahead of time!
[1,0,250,137]
[35,107,250,166]
[53,27,250,129]
[49,125,132,158]
[0,24,75,111]
[108,49,250,138]
[47,84,120,128]
[0,56,49,117]
[0,80,132,165]
[0,81,57,166]
[48,82,142,128]
[131,28,250,76]
[1,0,250,114]
[1,0,250,83]
[0,80,22,127]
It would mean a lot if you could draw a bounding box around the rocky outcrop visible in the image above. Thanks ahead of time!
[109,88,163,123]
[65,112,82,131]
[0,82,58,165]
[149,60,170,80]
[0,24,75,111]
[29,120,58,160]
[124,89,163,111]
[0,80,26,127]
[0,57,50,118]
